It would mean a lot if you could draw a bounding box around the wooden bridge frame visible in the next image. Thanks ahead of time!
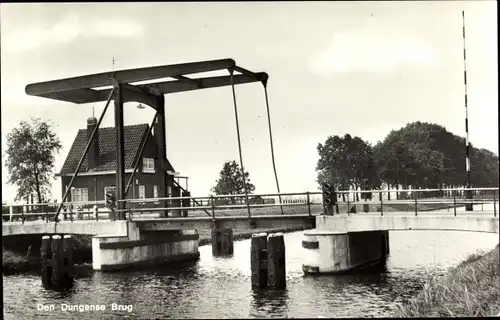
[25,59,269,222]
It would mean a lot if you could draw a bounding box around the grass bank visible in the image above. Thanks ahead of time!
[2,248,39,274]
[2,235,92,275]
[395,244,500,317]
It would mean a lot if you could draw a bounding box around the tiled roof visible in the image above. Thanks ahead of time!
[59,124,149,175]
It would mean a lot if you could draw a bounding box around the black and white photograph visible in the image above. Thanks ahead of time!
[1,1,498,319]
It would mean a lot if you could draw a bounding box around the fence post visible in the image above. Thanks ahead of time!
[481,191,484,211]
[211,196,216,219]
[414,191,418,216]
[493,190,497,218]
[21,205,25,224]
[9,206,13,222]
[380,191,384,216]
[45,205,49,223]
[347,193,350,215]
[306,192,311,217]
[453,194,457,216]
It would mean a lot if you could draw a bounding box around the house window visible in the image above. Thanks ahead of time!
[138,185,146,199]
[71,188,88,203]
[143,158,155,172]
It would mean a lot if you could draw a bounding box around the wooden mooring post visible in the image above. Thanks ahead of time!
[211,228,234,256]
[40,236,52,288]
[40,235,74,290]
[267,233,286,289]
[251,233,268,288]
[251,232,287,289]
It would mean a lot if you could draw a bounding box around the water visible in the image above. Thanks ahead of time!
[3,230,498,319]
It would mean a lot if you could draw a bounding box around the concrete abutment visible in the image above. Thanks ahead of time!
[91,221,199,271]
[302,229,389,274]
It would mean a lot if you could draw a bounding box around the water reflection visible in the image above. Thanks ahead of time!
[250,288,290,318]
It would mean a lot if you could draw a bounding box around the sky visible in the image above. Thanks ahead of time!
[1,1,498,204]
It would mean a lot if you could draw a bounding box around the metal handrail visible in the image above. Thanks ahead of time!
[3,187,498,223]
[335,187,499,194]
[3,187,498,207]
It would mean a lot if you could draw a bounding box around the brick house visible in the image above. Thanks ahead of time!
[57,117,187,206]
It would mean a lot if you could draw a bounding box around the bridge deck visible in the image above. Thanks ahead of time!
[3,209,498,237]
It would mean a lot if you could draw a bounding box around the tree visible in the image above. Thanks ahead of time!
[316,134,378,201]
[373,121,499,198]
[471,148,499,187]
[211,160,256,204]
[345,135,377,201]
[5,118,62,204]
[316,135,350,201]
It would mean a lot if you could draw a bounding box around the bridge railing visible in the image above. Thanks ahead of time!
[2,187,498,223]
[1,201,118,223]
[1,192,324,223]
[119,191,324,220]
[332,187,498,217]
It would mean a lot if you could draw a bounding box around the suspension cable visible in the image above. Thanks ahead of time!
[263,83,284,215]
[229,68,251,218]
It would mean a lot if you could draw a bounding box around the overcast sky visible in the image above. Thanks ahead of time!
[1,1,497,203]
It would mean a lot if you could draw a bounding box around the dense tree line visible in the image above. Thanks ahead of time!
[316,122,499,196]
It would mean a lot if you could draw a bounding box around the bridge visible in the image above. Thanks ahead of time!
[10,59,497,273]
[3,187,498,273]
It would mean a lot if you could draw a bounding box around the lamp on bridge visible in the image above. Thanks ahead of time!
[105,190,117,220]
[322,183,335,215]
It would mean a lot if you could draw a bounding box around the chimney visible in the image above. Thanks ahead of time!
[87,117,99,171]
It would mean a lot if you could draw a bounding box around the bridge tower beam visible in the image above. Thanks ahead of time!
[113,84,126,220]
[108,80,169,219]
[155,95,169,218]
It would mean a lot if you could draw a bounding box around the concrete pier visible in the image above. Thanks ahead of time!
[92,227,199,271]
[302,230,389,274]
[211,228,234,256]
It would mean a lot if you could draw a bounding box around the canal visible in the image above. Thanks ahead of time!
[3,230,498,319]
